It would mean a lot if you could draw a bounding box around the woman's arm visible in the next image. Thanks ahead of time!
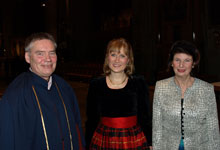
[85,79,101,149]
[136,76,152,145]
[206,85,220,149]
[152,82,163,150]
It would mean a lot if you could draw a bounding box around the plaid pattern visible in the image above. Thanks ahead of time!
[89,124,149,150]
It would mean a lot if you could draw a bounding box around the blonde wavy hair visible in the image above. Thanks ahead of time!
[103,38,135,76]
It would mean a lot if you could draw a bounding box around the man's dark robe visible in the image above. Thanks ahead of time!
[0,71,85,150]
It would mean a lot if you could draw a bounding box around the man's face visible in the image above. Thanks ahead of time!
[25,39,57,81]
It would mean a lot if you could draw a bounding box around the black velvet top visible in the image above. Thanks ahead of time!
[85,75,151,147]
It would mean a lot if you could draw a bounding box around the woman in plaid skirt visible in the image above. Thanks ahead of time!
[85,38,151,150]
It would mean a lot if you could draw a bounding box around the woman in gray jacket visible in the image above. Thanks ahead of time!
[152,40,220,150]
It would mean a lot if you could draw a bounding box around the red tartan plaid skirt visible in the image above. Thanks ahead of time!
[89,116,149,150]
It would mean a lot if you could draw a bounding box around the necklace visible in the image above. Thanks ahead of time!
[108,75,127,86]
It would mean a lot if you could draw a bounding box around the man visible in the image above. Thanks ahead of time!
[0,32,85,150]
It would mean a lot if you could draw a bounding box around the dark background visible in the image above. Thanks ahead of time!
[0,0,220,84]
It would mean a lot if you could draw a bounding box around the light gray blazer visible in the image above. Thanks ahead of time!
[152,77,220,150]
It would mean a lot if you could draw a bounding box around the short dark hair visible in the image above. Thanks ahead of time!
[168,40,200,74]
[25,32,57,52]
[103,38,135,76]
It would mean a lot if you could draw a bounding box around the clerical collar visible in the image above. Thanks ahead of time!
[29,67,52,90]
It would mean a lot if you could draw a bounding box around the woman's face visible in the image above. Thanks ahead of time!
[172,53,194,78]
[108,48,129,74]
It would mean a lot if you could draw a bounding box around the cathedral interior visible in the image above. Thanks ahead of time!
[0,0,220,83]
[0,0,220,130]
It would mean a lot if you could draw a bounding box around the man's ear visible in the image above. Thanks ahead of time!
[25,52,30,64]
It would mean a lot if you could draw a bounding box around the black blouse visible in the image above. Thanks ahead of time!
[85,75,151,147]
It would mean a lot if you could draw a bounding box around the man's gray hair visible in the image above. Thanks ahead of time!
[24,32,57,52]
